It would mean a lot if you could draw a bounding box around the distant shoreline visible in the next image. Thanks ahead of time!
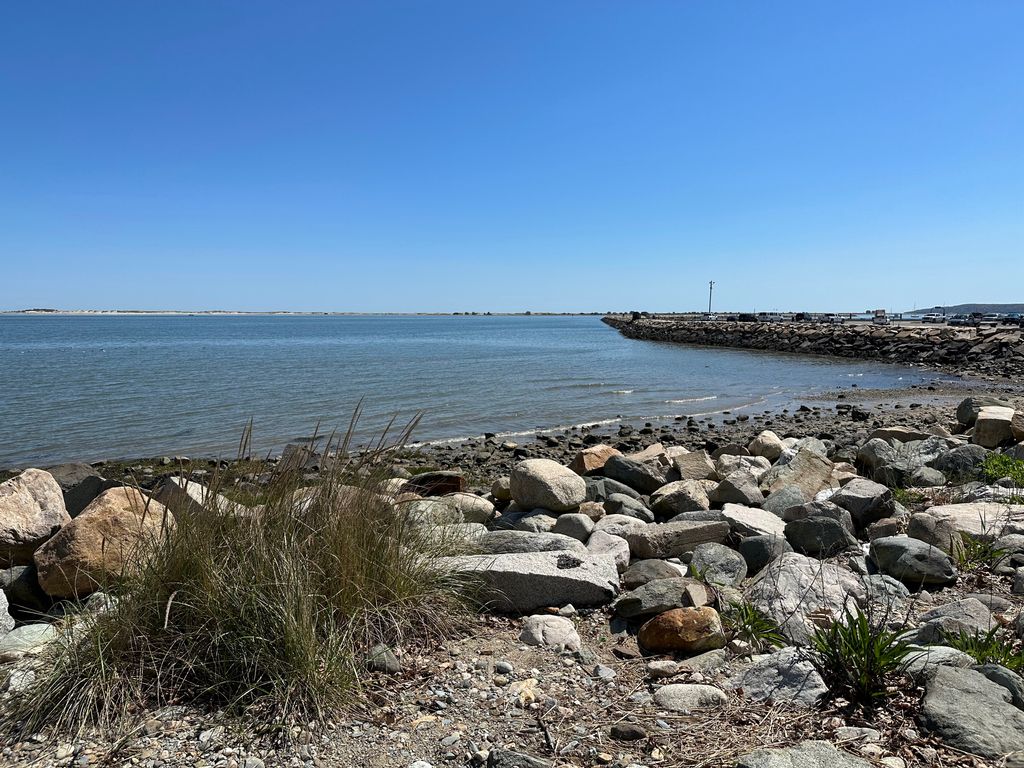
[1,310,605,317]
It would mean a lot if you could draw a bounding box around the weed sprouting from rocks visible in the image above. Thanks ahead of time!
[945,627,1024,672]
[809,606,917,705]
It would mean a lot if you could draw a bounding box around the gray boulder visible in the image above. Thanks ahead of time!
[585,530,630,572]
[784,516,858,558]
[869,536,957,587]
[908,466,947,488]
[509,459,586,512]
[727,647,828,707]
[603,493,655,522]
[602,454,668,494]
[736,741,872,768]
[672,451,718,481]
[974,663,1024,709]
[0,565,52,617]
[441,551,619,612]
[551,513,595,542]
[709,471,765,507]
[903,645,975,680]
[921,665,1024,758]
[738,535,792,574]
[830,478,894,529]
[762,486,808,517]
[615,576,711,619]
[650,480,711,516]
[44,463,109,517]
[690,542,747,587]
[652,683,727,712]
[721,503,786,537]
[929,443,989,479]
[623,520,730,559]
[622,559,687,589]
[907,512,963,556]
[914,598,994,644]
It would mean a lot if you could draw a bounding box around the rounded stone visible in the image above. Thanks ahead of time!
[638,606,726,654]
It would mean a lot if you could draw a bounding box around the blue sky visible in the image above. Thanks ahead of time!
[1,2,1021,313]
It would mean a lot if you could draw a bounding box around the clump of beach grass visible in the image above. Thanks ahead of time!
[5,413,476,736]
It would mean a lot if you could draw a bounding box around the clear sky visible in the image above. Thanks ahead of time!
[1,2,1022,313]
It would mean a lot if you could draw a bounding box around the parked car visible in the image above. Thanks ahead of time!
[921,314,945,323]
[980,313,1003,325]
[948,314,979,327]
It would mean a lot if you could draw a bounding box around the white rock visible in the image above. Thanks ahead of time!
[519,614,581,651]
[653,683,727,712]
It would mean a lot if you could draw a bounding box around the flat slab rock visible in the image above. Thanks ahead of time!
[623,519,730,559]
[440,551,619,612]
[923,502,1024,539]
[736,740,872,767]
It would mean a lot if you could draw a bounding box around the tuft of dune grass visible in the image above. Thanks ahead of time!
[5,413,477,736]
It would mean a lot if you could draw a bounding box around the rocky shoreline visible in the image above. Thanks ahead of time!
[3,385,1024,766]
[602,315,1024,380]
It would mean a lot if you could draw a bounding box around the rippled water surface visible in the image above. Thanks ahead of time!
[0,315,940,466]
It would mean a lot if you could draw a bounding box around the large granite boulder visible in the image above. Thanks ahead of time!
[747,430,784,462]
[957,395,1013,427]
[0,469,71,567]
[615,576,712,619]
[784,516,858,558]
[510,459,586,512]
[869,536,957,588]
[738,534,792,574]
[745,553,866,645]
[34,487,174,599]
[440,551,619,612]
[907,512,963,556]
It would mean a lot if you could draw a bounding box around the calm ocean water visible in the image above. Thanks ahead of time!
[1,315,941,467]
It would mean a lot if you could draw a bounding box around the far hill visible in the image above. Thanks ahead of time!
[907,303,1024,314]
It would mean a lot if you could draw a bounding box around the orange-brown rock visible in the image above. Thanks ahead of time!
[34,487,173,599]
[569,444,622,476]
[638,607,726,655]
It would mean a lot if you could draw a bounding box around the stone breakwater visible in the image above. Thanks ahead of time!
[603,315,1024,377]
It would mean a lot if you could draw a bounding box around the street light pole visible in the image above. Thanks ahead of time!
[708,280,715,315]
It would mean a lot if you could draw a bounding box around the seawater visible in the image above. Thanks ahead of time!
[0,314,942,467]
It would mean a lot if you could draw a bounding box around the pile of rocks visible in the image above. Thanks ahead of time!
[603,315,1024,378]
[3,395,1024,765]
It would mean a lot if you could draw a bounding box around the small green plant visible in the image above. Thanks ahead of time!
[955,533,1008,570]
[945,627,1024,672]
[892,487,927,506]
[809,606,917,704]
[979,453,1024,487]
[723,602,785,652]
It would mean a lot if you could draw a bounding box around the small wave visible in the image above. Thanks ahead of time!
[410,417,623,448]
[664,395,718,404]
[611,389,634,395]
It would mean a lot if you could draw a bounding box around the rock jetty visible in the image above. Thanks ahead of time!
[603,315,1024,378]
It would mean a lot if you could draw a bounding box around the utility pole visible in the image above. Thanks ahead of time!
[708,280,715,315]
